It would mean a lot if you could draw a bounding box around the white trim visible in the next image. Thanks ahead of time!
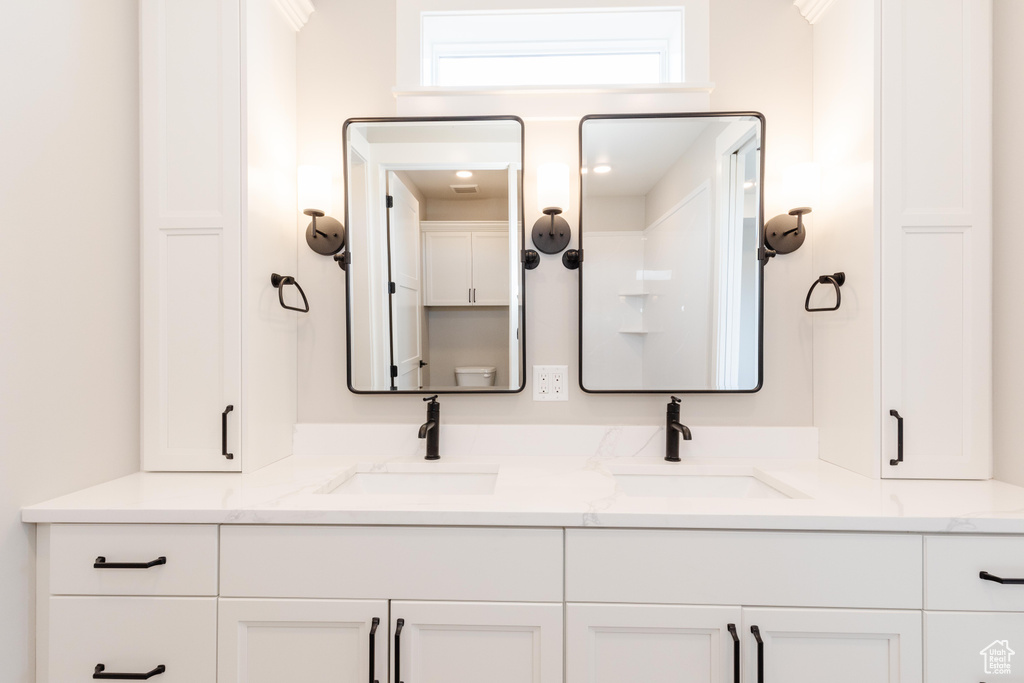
[421,221,509,233]
[793,0,838,25]
[272,0,315,31]
[394,84,715,97]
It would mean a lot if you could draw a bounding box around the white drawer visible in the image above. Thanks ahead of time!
[50,524,218,596]
[926,535,1024,611]
[566,529,922,609]
[926,611,1024,680]
[48,596,216,683]
[221,525,563,601]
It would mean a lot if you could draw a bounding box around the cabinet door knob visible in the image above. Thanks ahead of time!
[93,556,166,570]
[93,663,166,679]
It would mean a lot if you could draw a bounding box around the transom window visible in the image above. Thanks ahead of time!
[421,8,686,87]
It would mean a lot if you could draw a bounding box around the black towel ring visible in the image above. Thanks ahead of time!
[270,273,309,313]
[805,272,845,312]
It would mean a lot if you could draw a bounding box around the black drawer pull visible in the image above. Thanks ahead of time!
[369,617,379,683]
[980,571,1024,585]
[93,664,165,679]
[395,618,404,683]
[222,405,234,460]
[94,556,166,569]
[889,409,904,466]
[751,625,764,683]
[727,623,739,683]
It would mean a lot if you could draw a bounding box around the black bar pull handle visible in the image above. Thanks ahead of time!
[727,623,740,683]
[395,618,405,683]
[889,409,903,466]
[222,405,234,460]
[369,617,379,683]
[980,571,1024,585]
[93,664,166,680]
[270,273,310,313]
[751,625,764,683]
[805,272,845,312]
[94,556,166,570]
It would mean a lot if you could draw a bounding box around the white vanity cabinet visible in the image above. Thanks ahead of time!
[566,529,923,683]
[423,223,511,306]
[139,0,301,473]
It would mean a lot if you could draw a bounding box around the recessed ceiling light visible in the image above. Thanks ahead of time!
[580,168,588,174]
[593,165,612,174]
[456,170,473,178]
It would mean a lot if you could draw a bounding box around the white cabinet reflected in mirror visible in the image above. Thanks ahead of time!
[579,113,765,393]
[344,117,525,393]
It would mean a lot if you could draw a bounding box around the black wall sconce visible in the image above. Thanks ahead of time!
[531,162,572,256]
[764,206,810,256]
[299,165,346,257]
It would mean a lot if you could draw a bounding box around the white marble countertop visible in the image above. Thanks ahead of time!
[22,440,1024,533]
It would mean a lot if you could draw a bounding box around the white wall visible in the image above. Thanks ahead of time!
[0,2,141,680]
[297,0,813,424]
[992,0,1024,486]
[810,0,877,478]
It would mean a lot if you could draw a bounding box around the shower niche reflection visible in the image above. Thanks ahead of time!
[578,113,765,393]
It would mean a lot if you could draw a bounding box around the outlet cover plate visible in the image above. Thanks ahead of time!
[533,365,569,401]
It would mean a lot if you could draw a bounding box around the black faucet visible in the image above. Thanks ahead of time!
[665,396,692,462]
[418,395,440,460]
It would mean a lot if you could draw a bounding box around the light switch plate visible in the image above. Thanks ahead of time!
[533,365,569,401]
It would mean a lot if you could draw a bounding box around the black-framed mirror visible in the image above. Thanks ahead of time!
[578,112,765,393]
[343,116,525,394]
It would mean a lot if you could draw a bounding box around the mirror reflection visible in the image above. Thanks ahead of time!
[344,117,524,393]
[579,113,764,392]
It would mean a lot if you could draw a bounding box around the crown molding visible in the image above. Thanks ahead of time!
[793,0,838,25]
[273,0,315,31]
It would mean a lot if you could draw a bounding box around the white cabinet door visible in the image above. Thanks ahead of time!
[879,0,992,479]
[926,611,1024,681]
[49,596,217,683]
[140,0,241,471]
[566,603,741,683]
[424,232,473,306]
[391,601,562,683]
[218,599,388,683]
[742,608,921,683]
[471,232,511,305]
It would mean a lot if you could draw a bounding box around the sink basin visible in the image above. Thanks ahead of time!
[612,471,800,499]
[320,464,498,495]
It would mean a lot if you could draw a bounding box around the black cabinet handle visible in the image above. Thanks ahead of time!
[751,625,764,683]
[889,409,903,466]
[727,623,739,683]
[980,571,1024,585]
[395,618,404,683]
[222,405,234,460]
[369,617,379,683]
[93,664,165,680]
[94,556,166,569]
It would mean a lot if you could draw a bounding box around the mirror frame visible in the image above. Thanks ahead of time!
[342,115,527,395]
[576,111,767,394]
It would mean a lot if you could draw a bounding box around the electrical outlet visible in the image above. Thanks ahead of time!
[533,365,569,401]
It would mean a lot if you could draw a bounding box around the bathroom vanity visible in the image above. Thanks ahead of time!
[24,425,1024,683]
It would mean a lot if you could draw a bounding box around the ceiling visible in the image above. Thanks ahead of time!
[398,168,510,201]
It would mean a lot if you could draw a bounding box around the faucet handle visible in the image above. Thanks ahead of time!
[670,396,681,404]
[423,395,439,403]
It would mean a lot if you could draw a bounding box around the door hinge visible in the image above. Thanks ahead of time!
[388,281,396,294]
[386,195,394,209]
[390,365,398,378]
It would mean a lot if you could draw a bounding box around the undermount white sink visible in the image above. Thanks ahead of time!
[611,470,802,499]
[320,464,498,495]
